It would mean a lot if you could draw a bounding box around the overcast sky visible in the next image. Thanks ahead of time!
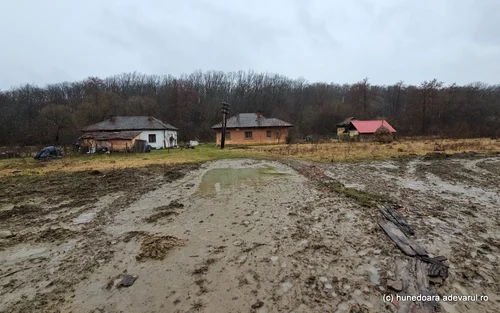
[0,0,499,90]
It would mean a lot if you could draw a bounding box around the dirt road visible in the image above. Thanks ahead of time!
[1,156,499,312]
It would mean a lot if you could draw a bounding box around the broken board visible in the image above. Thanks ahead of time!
[378,203,415,236]
[379,219,427,257]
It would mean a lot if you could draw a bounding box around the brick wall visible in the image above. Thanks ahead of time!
[215,127,290,145]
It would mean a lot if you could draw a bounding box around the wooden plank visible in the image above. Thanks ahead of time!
[387,205,415,235]
[416,259,439,312]
[378,204,400,225]
[395,258,438,313]
[379,219,428,257]
[418,256,449,278]
[378,204,415,236]
[395,258,412,313]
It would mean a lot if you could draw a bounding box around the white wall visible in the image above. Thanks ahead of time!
[139,130,178,149]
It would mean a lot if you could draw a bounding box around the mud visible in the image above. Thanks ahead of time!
[136,234,186,261]
[321,155,500,313]
[0,157,499,312]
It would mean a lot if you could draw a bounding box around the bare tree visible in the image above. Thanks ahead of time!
[0,70,499,146]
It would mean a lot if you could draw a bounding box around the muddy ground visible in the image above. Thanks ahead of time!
[0,156,499,312]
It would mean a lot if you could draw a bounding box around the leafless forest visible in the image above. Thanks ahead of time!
[1,71,499,145]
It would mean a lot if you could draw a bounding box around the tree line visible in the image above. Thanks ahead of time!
[0,71,499,146]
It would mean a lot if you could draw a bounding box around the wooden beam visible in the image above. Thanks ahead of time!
[379,219,427,257]
[378,203,415,236]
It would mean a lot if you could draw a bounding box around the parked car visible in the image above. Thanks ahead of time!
[34,146,63,160]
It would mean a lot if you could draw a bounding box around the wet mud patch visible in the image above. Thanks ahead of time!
[120,230,147,243]
[0,163,198,313]
[144,210,179,223]
[0,204,43,220]
[477,159,500,175]
[136,234,186,261]
[316,155,500,313]
[0,227,78,250]
[143,200,184,223]
[34,227,77,243]
[196,166,290,196]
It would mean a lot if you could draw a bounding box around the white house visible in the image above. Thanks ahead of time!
[81,116,179,150]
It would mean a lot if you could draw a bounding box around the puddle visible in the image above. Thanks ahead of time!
[278,281,293,295]
[1,246,48,262]
[425,173,500,204]
[0,203,15,212]
[197,166,289,196]
[335,302,350,313]
[380,170,500,205]
[374,163,399,170]
[359,262,380,285]
[73,212,96,224]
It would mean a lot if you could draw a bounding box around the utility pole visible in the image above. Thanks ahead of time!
[220,102,230,149]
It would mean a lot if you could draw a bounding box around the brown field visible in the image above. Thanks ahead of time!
[1,138,499,178]
[250,138,500,162]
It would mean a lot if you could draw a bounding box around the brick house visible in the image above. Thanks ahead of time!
[212,112,293,145]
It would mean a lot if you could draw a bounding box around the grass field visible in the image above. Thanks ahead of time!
[1,138,499,177]
[0,144,261,177]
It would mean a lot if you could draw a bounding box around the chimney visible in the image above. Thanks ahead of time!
[148,114,153,121]
[256,110,263,119]
[110,115,116,122]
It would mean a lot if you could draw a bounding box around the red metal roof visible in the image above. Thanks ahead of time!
[351,120,396,133]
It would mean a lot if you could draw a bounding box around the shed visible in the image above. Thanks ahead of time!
[336,119,396,141]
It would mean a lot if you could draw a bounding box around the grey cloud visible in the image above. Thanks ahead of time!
[1,0,499,90]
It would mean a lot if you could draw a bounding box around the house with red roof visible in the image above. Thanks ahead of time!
[336,117,396,141]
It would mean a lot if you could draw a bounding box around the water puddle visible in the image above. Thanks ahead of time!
[374,162,399,170]
[425,173,500,204]
[278,281,293,295]
[335,302,350,313]
[1,246,48,262]
[73,212,96,224]
[359,262,380,285]
[197,166,289,196]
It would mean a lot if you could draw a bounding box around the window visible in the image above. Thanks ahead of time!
[266,130,272,138]
[225,131,231,139]
[148,134,156,143]
[245,131,253,139]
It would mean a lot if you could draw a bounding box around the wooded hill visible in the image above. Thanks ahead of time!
[1,71,499,145]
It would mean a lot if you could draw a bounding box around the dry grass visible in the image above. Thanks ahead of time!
[0,144,262,177]
[1,139,499,177]
[249,138,500,162]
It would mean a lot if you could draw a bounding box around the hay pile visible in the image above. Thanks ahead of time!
[136,234,186,261]
[375,125,394,143]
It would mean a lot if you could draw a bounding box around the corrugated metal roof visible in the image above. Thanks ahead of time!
[351,120,397,133]
[82,116,178,132]
[212,113,293,129]
[79,131,142,140]
[336,117,355,127]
